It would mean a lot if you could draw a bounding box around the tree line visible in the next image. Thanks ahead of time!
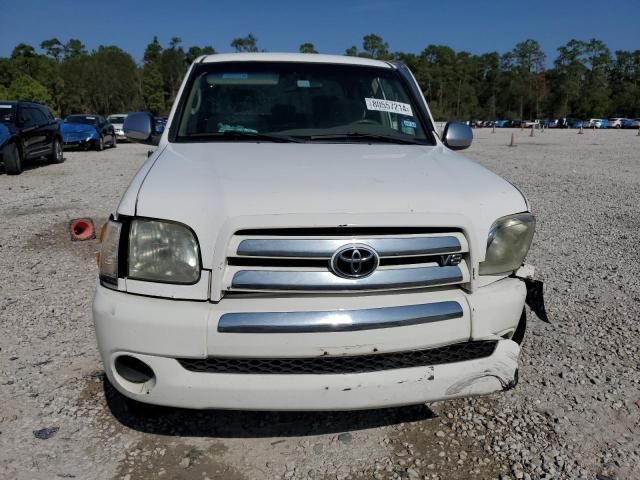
[0,34,638,120]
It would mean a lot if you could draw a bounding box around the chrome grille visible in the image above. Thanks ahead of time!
[224,229,470,293]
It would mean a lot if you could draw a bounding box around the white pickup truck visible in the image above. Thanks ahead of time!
[94,53,542,411]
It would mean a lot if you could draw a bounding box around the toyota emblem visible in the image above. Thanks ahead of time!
[330,244,379,279]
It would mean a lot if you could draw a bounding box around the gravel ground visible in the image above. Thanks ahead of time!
[1,129,639,480]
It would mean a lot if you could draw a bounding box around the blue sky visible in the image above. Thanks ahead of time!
[1,0,638,62]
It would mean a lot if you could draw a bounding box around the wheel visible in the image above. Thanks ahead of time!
[95,135,104,151]
[511,309,527,345]
[48,138,64,164]
[3,142,23,175]
[111,135,117,148]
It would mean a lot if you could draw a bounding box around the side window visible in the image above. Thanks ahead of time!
[30,108,47,126]
[20,107,35,127]
[39,106,53,123]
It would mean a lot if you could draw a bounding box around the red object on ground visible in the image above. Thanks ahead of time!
[70,218,95,241]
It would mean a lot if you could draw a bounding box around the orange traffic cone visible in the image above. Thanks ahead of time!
[509,133,516,147]
[529,126,534,137]
[578,125,584,134]
[637,128,640,136]
[492,125,496,134]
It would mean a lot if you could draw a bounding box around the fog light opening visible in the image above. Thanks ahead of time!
[115,355,155,384]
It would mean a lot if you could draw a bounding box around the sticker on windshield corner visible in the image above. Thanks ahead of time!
[402,119,417,129]
[365,98,413,116]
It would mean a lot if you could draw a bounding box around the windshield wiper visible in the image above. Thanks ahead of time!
[308,132,424,145]
[189,131,304,143]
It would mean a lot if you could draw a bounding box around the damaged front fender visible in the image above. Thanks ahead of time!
[515,264,550,323]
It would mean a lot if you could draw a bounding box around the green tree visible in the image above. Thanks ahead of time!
[345,46,358,57]
[186,45,216,64]
[142,37,165,114]
[231,34,259,52]
[344,34,390,60]
[40,38,64,61]
[551,40,587,117]
[581,39,611,116]
[6,73,52,105]
[299,43,318,54]
[10,43,38,77]
[507,39,546,119]
[64,39,87,60]
[609,50,640,117]
[84,46,142,114]
[362,34,390,60]
[160,37,186,106]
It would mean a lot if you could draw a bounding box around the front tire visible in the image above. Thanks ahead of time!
[3,142,23,175]
[111,135,117,148]
[48,138,64,164]
[95,135,104,151]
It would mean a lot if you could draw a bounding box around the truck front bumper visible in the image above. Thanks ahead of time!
[101,340,519,410]
[93,277,526,410]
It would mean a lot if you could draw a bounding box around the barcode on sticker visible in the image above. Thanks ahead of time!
[365,98,413,116]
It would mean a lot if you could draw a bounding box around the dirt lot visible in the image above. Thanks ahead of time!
[1,129,639,480]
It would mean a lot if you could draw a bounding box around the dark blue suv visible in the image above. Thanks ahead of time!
[0,100,63,175]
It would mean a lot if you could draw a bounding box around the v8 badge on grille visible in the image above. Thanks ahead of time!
[330,244,379,279]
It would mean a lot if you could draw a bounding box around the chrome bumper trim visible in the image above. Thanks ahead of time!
[230,265,463,292]
[236,236,462,259]
[218,301,463,333]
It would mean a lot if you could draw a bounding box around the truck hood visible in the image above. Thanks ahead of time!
[129,143,527,266]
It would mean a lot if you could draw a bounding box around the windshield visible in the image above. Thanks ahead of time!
[65,115,98,126]
[0,104,14,123]
[175,62,432,144]
[108,115,126,124]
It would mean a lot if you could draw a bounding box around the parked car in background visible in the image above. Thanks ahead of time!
[107,114,128,140]
[61,114,117,151]
[557,117,583,129]
[587,118,609,129]
[548,119,559,128]
[495,119,509,128]
[621,118,640,129]
[153,116,167,135]
[0,100,63,175]
[607,118,623,128]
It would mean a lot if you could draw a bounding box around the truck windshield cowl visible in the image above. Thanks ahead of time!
[173,62,434,145]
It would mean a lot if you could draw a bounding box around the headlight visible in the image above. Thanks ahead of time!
[479,213,535,275]
[98,220,122,285]
[128,218,200,284]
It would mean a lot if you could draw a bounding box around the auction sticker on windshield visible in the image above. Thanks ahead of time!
[365,98,413,116]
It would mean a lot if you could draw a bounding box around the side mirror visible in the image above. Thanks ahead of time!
[442,121,473,150]
[124,112,160,146]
